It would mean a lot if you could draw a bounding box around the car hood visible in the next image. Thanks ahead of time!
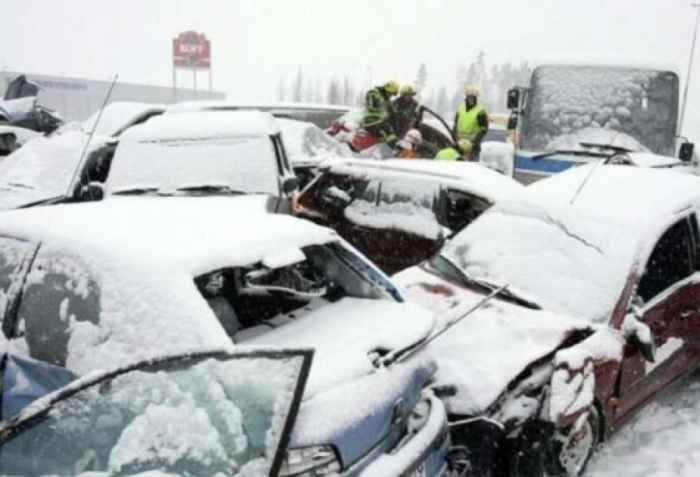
[393,266,593,416]
[245,297,437,465]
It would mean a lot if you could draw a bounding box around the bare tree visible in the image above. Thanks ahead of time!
[415,62,428,93]
[292,67,304,103]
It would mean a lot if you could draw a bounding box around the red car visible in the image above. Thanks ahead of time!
[394,165,700,476]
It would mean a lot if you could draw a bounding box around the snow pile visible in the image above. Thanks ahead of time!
[0,131,96,210]
[0,97,35,121]
[107,138,280,196]
[521,65,679,156]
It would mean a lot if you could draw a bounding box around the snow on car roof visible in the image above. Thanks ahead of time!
[0,197,337,374]
[324,159,523,203]
[276,118,355,165]
[0,196,336,276]
[167,100,350,114]
[119,110,281,142]
[0,125,40,143]
[81,101,165,137]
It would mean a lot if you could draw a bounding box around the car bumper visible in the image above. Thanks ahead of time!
[355,393,450,477]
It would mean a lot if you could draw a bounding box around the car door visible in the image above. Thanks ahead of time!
[0,349,313,477]
[616,216,697,421]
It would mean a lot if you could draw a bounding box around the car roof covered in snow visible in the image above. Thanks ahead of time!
[321,159,523,203]
[119,110,281,142]
[167,101,350,114]
[0,196,336,275]
[81,101,165,137]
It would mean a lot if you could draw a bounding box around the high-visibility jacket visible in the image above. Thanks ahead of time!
[435,147,461,161]
[362,88,390,127]
[455,104,486,141]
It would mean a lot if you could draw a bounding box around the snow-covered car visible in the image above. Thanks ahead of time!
[508,63,695,184]
[55,101,166,138]
[394,165,700,476]
[0,125,40,157]
[167,100,350,129]
[297,159,523,274]
[0,348,313,476]
[104,111,300,213]
[0,197,450,477]
[0,75,63,134]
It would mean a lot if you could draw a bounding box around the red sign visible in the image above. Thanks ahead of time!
[173,31,211,69]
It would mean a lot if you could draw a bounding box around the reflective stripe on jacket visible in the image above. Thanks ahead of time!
[362,88,388,127]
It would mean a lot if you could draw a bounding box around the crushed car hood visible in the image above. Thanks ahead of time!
[245,297,437,465]
[393,266,593,415]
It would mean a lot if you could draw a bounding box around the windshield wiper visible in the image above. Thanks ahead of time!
[531,149,611,161]
[175,184,247,195]
[429,255,540,310]
[4,182,35,190]
[578,142,634,154]
[110,186,159,196]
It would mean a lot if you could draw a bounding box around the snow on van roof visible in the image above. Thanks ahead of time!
[167,101,350,114]
[530,57,681,76]
[324,159,523,203]
[119,110,281,142]
[81,101,165,137]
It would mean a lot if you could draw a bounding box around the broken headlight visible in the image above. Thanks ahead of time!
[278,445,341,476]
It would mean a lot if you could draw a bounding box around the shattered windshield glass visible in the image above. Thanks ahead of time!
[520,65,679,156]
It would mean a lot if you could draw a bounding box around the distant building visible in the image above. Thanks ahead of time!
[0,71,225,121]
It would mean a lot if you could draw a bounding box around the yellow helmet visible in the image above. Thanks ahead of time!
[400,84,416,96]
[465,86,480,98]
[384,81,400,96]
[458,139,473,154]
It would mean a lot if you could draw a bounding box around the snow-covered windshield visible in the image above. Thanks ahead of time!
[520,65,679,156]
[439,204,637,323]
[107,137,280,196]
[0,352,307,477]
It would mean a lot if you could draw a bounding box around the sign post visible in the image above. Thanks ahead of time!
[172,31,212,100]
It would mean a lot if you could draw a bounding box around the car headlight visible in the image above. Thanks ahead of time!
[278,445,342,476]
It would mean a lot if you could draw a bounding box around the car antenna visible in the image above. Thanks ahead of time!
[569,157,604,205]
[68,74,119,202]
[381,283,509,368]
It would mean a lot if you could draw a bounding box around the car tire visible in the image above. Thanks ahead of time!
[544,406,601,477]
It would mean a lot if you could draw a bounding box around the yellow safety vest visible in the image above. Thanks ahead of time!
[435,147,461,161]
[455,104,485,141]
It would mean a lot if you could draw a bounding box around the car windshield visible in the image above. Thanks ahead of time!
[106,136,280,196]
[438,206,637,323]
[0,351,308,477]
[484,129,508,143]
[520,65,679,156]
[194,243,401,342]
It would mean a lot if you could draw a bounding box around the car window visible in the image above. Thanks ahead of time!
[14,248,101,367]
[344,177,443,240]
[0,236,35,335]
[301,172,368,213]
[441,189,492,233]
[194,243,388,342]
[637,218,694,303]
[0,350,311,477]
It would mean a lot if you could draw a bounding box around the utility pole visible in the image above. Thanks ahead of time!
[679,2,700,134]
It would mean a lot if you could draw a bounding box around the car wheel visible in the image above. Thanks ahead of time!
[545,406,601,477]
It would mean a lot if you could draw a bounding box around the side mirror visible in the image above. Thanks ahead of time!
[507,88,520,110]
[78,182,105,202]
[507,113,519,131]
[282,177,300,194]
[679,142,695,163]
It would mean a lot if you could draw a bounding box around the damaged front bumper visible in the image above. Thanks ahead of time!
[355,392,451,477]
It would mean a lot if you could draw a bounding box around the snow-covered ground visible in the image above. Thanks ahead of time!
[589,374,700,476]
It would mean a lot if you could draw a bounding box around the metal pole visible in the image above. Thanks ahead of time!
[679,3,700,135]
[173,64,178,102]
[193,68,197,98]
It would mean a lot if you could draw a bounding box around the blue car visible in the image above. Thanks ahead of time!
[0,197,450,476]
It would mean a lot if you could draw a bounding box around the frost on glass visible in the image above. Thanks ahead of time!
[0,354,304,477]
[0,236,32,327]
[520,65,679,156]
[344,177,442,240]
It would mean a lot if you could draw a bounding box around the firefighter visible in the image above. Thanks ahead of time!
[393,85,424,138]
[452,87,488,160]
[361,80,400,145]
[435,139,472,161]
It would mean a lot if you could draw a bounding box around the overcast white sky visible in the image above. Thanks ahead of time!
[3,0,700,134]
